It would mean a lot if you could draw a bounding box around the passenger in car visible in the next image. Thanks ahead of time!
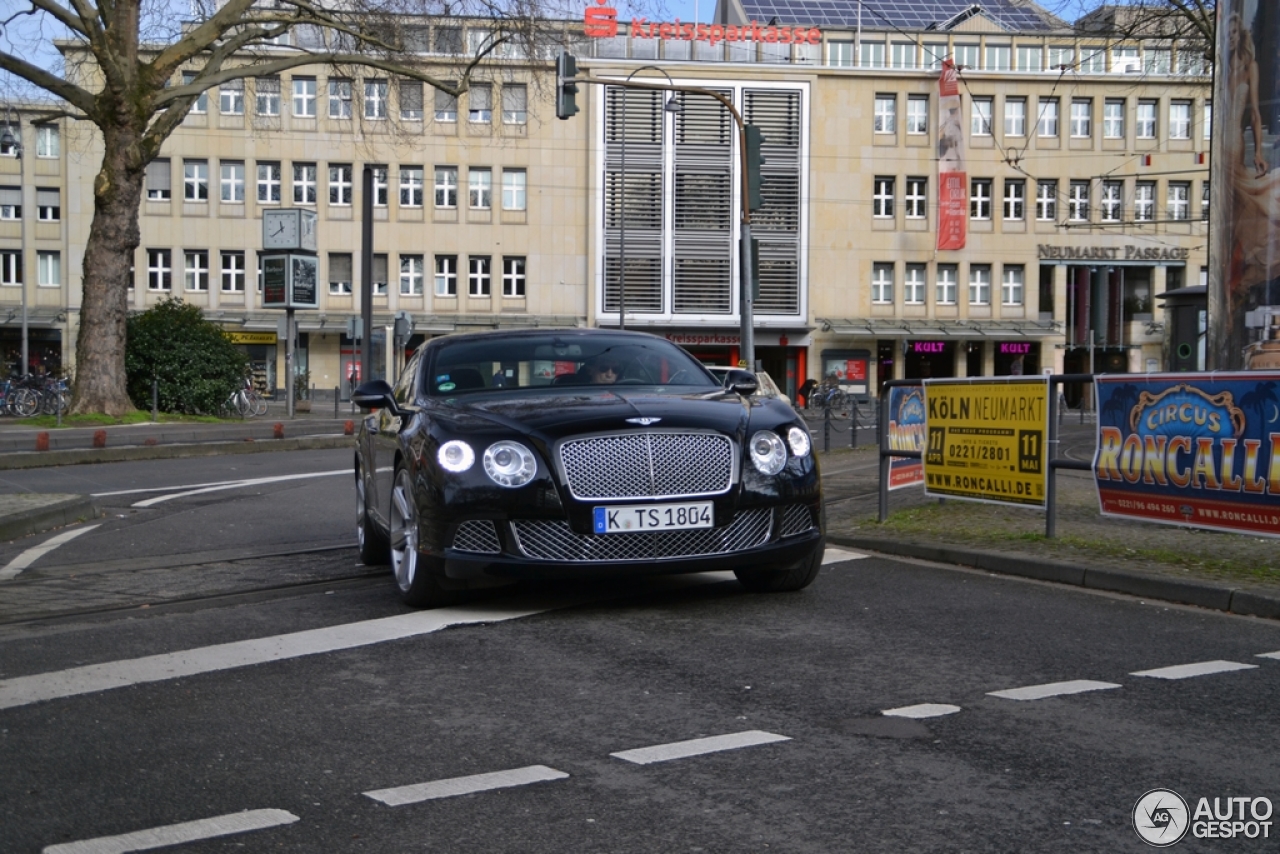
[586,357,621,384]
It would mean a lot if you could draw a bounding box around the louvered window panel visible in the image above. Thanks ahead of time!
[673,90,734,316]
[744,89,802,318]
[606,87,665,316]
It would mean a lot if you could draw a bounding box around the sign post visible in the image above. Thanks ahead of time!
[261,209,318,417]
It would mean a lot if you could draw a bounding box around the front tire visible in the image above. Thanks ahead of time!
[356,464,390,566]
[389,466,456,608]
[734,545,823,593]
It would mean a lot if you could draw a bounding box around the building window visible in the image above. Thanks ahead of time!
[292,77,316,117]
[905,177,927,219]
[1068,181,1090,221]
[435,166,458,208]
[399,81,423,120]
[399,254,424,295]
[502,84,527,124]
[468,84,492,123]
[1204,101,1212,140]
[873,177,894,218]
[1135,181,1155,221]
[986,44,1011,71]
[1002,266,1024,306]
[185,250,209,291]
[1145,47,1172,75]
[1168,182,1190,220]
[0,186,19,219]
[969,264,991,305]
[871,263,894,304]
[827,41,854,67]
[1070,99,1091,137]
[469,256,492,296]
[904,264,926,305]
[970,179,992,220]
[293,163,317,204]
[372,166,388,207]
[400,166,424,207]
[255,77,280,116]
[183,71,207,114]
[142,159,171,201]
[147,249,172,291]
[184,159,208,201]
[874,96,896,134]
[1111,46,1140,73]
[906,96,928,135]
[891,42,917,69]
[1202,181,1210,220]
[0,250,22,287]
[219,161,245,203]
[503,256,526,297]
[257,162,281,203]
[364,79,388,119]
[469,168,492,210]
[220,251,245,292]
[502,169,527,211]
[435,254,458,296]
[1103,99,1125,139]
[1080,46,1105,73]
[329,163,353,206]
[1036,179,1057,220]
[936,264,957,305]
[971,97,992,136]
[1003,180,1025,221]
[219,80,243,115]
[860,41,886,69]
[1169,100,1191,139]
[1004,98,1026,136]
[1100,181,1123,222]
[329,253,353,295]
[37,251,60,288]
[35,188,60,221]
[328,78,352,119]
[1037,98,1059,136]
[373,253,388,296]
[954,43,979,69]
[1136,100,1157,139]
[1048,46,1074,70]
[1016,45,1043,72]
[435,86,458,122]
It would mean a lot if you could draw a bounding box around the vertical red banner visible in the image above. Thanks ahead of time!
[936,59,967,251]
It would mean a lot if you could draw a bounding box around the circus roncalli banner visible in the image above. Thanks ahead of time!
[1093,373,1280,537]
[886,384,925,490]
[936,58,966,251]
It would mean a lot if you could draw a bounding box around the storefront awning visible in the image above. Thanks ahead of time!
[817,317,1063,338]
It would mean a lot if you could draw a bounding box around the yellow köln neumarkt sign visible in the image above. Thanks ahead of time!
[922,377,1049,508]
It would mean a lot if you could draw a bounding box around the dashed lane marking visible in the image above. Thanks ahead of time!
[610,730,790,765]
[882,703,962,719]
[42,808,298,853]
[987,680,1122,701]
[364,765,568,806]
[822,547,867,564]
[0,524,101,582]
[1256,651,1280,660]
[1131,660,1259,680]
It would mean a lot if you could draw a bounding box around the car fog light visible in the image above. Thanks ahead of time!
[438,440,475,473]
[749,430,787,475]
[484,441,537,487]
[787,426,812,457]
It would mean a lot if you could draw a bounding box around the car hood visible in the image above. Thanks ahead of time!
[429,388,756,442]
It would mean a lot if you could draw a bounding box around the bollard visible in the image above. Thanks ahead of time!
[152,377,158,421]
[334,387,339,418]
[850,403,858,449]
[823,406,831,453]
[35,432,49,452]
[273,422,285,439]
[344,420,355,436]
[92,429,107,449]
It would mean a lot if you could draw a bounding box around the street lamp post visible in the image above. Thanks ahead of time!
[1,120,26,379]
[618,67,681,330]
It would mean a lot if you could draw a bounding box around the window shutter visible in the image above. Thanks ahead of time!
[146,159,171,193]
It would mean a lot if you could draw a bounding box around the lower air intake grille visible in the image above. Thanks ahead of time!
[451,520,502,554]
[779,504,816,537]
[513,509,772,562]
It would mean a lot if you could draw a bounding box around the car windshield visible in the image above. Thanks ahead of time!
[426,332,719,395]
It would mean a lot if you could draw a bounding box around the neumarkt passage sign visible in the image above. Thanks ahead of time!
[923,377,1049,507]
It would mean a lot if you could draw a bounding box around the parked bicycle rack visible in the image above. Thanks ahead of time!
[805,399,879,452]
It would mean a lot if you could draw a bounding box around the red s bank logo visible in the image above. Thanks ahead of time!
[585,0,618,38]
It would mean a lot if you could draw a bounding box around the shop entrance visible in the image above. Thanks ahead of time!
[995,341,1038,376]
[904,340,955,379]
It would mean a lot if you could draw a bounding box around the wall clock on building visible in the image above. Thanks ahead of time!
[262,208,317,252]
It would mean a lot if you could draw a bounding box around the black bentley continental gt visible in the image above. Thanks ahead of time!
[352,328,823,607]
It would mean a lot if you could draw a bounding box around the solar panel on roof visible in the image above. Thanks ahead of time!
[737,0,1053,31]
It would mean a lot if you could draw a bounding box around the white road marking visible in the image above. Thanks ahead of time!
[882,703,961,719]
[129,470,348,508]
[42,808,298,853]
[0,525,101,582]
[987,680,1121,701]
[365,765,568,806]
[1258,651,1280,660]
[822,547,867,564]
[610,730,790,765]
[1131,660,1259,680]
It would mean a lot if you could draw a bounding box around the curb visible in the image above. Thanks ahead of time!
[0,496,102,542]
[0,435,355,470]
[834,535,1280,622]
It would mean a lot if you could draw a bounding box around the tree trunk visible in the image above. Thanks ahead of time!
[70,130,146,416]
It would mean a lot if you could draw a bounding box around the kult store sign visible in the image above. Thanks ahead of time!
[585,0,822,46]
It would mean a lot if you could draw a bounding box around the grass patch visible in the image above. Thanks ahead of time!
[24,411,229,429]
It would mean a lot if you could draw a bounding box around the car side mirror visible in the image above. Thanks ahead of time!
[723,369,759,397]
[351,379,402,415]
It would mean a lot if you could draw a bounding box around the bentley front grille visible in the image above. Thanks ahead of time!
[512,508,772,562]
[780,504,816,538]
[559,432,734,500]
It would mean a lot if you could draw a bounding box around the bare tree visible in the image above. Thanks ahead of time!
[0,0,570,415]
[1041,0,1214,63]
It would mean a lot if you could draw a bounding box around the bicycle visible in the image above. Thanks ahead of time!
[221,379,268,418]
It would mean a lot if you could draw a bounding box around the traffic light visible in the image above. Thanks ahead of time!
[556,53,579,120]
[393,310,413,346]
[744,124,766,212]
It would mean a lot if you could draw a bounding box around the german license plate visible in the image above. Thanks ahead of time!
[593,502,714,534]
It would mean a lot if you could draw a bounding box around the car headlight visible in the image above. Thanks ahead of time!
[787,426,812,458]
[438,440,475,473]
[749,430,788,475]
[483,440,538,487]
